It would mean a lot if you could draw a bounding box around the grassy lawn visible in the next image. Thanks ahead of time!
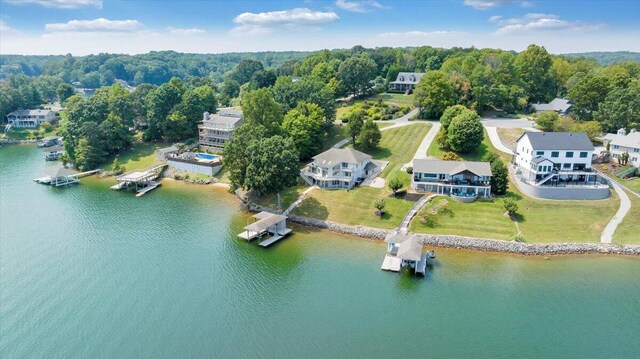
[367,123,431,178]
[371,93,415,107]
[321,124,348,151]
[292,187,415,229]
[4,125,57,140]
[614,190,640,244]
[496,128,525,151]
[252,185,307,211]
[513,184,619,243]
[616,176,640,193]
[409,196,516,240]
[102,141,170,172]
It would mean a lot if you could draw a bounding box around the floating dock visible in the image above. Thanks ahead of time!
[238,211,292,247]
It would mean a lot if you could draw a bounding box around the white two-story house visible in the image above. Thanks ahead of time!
[198,108,243,152]
[412,159,492,198]
[301,148,377,189]
[603,128,640,168]
[514,132,600,186]
[6,109,56,128]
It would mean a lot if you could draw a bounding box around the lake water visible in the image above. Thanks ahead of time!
[1,144,639,358]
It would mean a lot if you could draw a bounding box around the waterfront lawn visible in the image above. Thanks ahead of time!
[613,190,640,244]
[496,128,525,151]
[511,185,619,243]
[102,141,170,171]
[367,123,431,178]
[616,176,640,193]
[252,185,307,211]
[4,124,57,140]
[409,196,516,240]
[292,186,415,229]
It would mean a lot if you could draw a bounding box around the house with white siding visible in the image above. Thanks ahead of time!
[198,108,243,152]
[602,128,640,168]
[388,72,425,93]
[300,148,378,189]
[6,109,56,128]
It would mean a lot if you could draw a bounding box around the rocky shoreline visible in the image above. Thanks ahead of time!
[241,192,640,256]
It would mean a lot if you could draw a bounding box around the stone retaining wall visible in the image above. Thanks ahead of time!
[241,194,640,256]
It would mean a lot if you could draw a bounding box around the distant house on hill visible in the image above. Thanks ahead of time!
[603,128,640,168]
[6,109,56,128]
[531,98,573,115]
[388,72,425,93]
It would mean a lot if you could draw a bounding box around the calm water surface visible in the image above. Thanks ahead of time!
[1,145,639,358]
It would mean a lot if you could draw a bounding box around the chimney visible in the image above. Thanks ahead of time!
[617,128,627,136]
[203,112,209,122]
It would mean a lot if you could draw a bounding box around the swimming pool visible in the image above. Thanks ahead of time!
[195,153,219,161]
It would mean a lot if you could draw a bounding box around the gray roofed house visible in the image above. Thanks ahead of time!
[412,159,493,198]
[6,109,57,128]
[302,148,377,190]
[517,132,594,151]
[156,146,179,160]
[388,72,425,93]
[198,108,243,152]
[602,128,640,168]
[531,98,572,115]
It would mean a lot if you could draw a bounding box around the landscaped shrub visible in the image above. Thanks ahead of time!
[406,166,413,174]
[512,234,525,242]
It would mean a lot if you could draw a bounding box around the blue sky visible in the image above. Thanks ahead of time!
[1,0,639,55]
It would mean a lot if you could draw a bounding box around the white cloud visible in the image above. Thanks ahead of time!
[167,27,205,35]
[335,0,384,13]
[45,18,144,33]
[0,20,26,37]
[4,0,102,9]
[492,13,604,35]
[232,8,339,35]
[464,0,532,10]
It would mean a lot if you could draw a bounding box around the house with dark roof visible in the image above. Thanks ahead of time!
[531,98,572,115]
[513,132,609,199]
[412,159,492,199]
[301,148,378,189]
[388,72,425,93]
[198,108,243,152]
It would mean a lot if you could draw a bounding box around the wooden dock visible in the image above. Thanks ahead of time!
[238,212,292,248]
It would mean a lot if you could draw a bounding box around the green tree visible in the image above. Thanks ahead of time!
[241,88,283,134]
[414,70,456,119]
[282,102,326,160]
[594,80,640,131]
[177,85,217,137]
[374,199,386,217]
[387,177,403,196]
[440,105,469,131]
[98,113,132,155]
[337,56,377,98]
[440,151,461,161]
[107,84,135,126]
[144,77,185,140]
[536,111,559,131]
[346,110,365,145]
[568,73,611,120]
[357,119,381,150]
[222,124,270,190]
[447,111,484,153]
[489,157,509,195]
[503,198,518,216]
[56,83,75,103]
[514,44,555,102]
[74,137,104,171]
[111,157,126,175]
[230,59,264,84]
[244,136,300,195]
[161,111,191,141]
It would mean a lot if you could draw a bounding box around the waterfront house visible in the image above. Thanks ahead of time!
[412,159,492,199]
[513,132,609,199]
[166,152,222,176]
[531,98,572,115]
[6,109,56,128]
[198,108,243,152]
[388,72,425,93]
[602,128,640,168]
[300,148,378,189]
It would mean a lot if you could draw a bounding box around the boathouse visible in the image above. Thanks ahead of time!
[238,211,292,247]
[381,231,427,275]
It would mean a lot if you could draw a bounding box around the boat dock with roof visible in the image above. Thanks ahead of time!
[110,164,166,196]
[34,167,101,187]
[238,211,292,247]
[382,231,430,275]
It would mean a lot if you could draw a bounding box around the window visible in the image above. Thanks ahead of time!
[551,151,559,158]
[536,151,544,156]
[613,145,619,149]
[634,148,639,153]
[580,152,588,158]
[632,157,638,162]
[341,162,348,168]
[563,163,571,169]
[566,151,574,158]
